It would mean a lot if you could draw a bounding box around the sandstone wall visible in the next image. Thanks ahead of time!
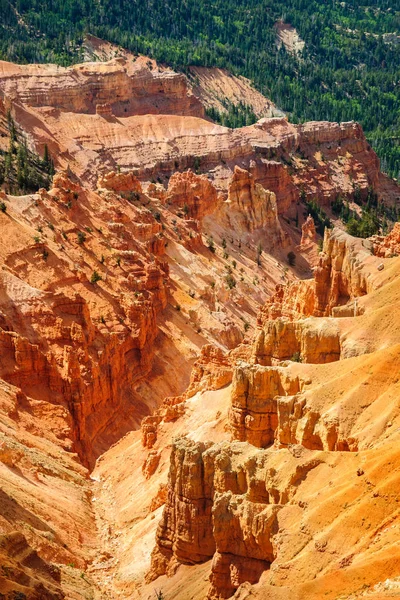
[0,58,204,118]
[259,228,374,321]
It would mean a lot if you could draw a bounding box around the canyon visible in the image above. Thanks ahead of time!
[0,39,399,600]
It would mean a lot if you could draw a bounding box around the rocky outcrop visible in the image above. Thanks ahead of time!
[149,437,325,599]
[371,222,400,258]
[226,360,356,453]
[2,56,388,208]
[0,173,171,467]
[252,317,341,366]
[165,170,219,220]
[260,228,374,321]
[215,167,286,248]
[0,42,399,600]
[312,228,372,315]
[228,363,300,448]
[249,159,298,214]
[299,215,316,249]
[148,438,215,578]
[186,345,233,398]
[97,170,142,193]
[0,57,204,118]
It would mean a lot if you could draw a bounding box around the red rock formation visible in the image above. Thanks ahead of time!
[252,317,341,366]
[299,215,316,249]
[249,159,298,214]
[149,437,332,599]
[259,228,375,321]
[148,438,215,579]
[142,450,161,479]
[0,44,399,600]
[186,345,233,398]
[0,56,204,118]
[97,170,142,193]
[228,363,300,447]
[0,173,171,467]
[213,166,287,249]
[371,222,400,258]
[166,170,218,220]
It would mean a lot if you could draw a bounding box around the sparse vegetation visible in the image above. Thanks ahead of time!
[77,231,86,245]
[225,274,236,289]
[90,270,102,284]
[206,236,216,253]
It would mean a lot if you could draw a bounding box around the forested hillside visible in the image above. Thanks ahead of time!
[0,0,399,178]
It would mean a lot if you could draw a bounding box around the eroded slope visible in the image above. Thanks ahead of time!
[0,46,399,600]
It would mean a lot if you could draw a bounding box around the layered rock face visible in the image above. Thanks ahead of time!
[149,437,288,598]
[186,345,234,398]
[260,227,377,321]
[150,424,399,600]
[228,364,300,448]
[249,159,298,214]
[0,56,204,118]
[1,49,394,210]
[215,166,286,246]
[142,221,400,600]
[148,438,216,577]
[227,357,358,454]
[252,317,341,365]
[165,170,219,220]
[0,172,169,467]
